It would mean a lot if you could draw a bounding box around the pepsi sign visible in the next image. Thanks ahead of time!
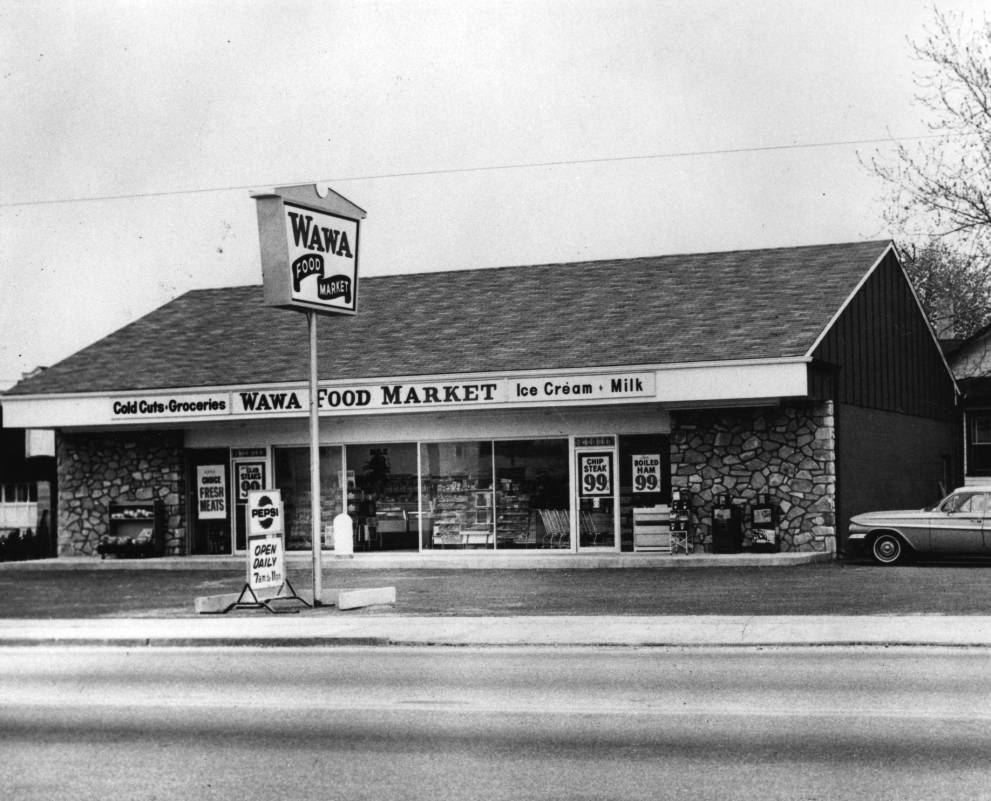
[246,489,284,536]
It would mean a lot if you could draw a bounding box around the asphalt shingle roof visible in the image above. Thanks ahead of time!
[8,240,891,396]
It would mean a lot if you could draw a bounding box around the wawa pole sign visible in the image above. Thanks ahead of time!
[253,183,367,607]
[223,489,309,614]
[253,183,366,315]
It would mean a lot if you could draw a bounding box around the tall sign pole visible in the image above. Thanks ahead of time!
[308,310,322,603]
[253,183,366,606]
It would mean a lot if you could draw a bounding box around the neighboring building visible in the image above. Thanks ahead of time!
[2,240,959,560]
[0,402,56,555]
[947,323,991,483]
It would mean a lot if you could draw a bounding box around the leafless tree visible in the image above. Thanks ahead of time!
[864,9,991,337]
[867,8,991,251]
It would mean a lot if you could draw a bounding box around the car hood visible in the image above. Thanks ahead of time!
[850,509,931,525]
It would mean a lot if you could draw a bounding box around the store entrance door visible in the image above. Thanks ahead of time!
[574,438,618,550]
[187,449,231,555]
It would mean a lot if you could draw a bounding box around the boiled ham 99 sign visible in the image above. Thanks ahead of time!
[631,454,662,493]
[246,490,285,592]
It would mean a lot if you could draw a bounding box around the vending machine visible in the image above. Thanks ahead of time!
[750,494,779,552]
[711,494,742,553]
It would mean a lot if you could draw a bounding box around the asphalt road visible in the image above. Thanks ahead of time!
[3,646,990,801]
[3,560,991,617]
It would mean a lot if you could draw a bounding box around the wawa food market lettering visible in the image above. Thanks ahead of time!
[288,211,354,259]
[236,382,501,412]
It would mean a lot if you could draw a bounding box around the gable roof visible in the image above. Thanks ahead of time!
[8,240,894,396]
[947,318,991,380]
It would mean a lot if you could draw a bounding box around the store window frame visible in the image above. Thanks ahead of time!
[573,436,621,553]
[273,444,344,553]
[968,412,991,476]
[267,433,645,555]
[973,415,991,445]
[415,435,574,552]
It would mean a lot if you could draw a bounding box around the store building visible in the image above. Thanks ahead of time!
[2,239,959,560]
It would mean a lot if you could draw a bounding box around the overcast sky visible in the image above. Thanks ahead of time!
[1,0,987,390]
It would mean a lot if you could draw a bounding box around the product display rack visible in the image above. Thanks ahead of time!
[496,491,531,545]
[98,500,163,558]
[668,491,691,554]
[632,504,671,552]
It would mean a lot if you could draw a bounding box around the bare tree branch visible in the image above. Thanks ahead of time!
[864,9,991,253]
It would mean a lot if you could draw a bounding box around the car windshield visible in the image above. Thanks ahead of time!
[939,492,987,514]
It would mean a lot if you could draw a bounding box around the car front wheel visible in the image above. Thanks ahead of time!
[871,532,904,565]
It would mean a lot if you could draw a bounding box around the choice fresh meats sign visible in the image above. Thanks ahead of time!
[195,465,227,520]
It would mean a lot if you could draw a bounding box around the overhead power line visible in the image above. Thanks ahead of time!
[0,132,967,209]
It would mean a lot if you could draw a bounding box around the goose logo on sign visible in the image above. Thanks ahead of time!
[247,490,284,536]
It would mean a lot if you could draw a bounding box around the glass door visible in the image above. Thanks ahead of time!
[574,437,618,550]
[187,448,231,555]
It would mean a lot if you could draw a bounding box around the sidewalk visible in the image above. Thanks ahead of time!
[4,614,991,648]
[4,552,991,647]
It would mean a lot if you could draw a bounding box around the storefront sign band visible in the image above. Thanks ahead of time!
[107,372,658,422]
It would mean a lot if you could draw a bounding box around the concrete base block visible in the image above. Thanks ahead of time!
[335,586,396,610]
[194,587,315,614]
[194,592,242,614]
[193,586,394,613]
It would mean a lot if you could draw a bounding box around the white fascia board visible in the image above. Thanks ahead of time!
[3,394,110,429]
[653,359,809,403]
[1,358,811,429]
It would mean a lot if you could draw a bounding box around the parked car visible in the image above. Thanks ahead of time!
[848,487,991,565]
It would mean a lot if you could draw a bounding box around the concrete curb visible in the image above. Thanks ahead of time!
[0,551,834,571]
[3,615,991,648]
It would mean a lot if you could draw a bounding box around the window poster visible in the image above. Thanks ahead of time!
[237,461,266,501]
[196,465,227,520]
[578,452,613,497]
[631,454,662,493]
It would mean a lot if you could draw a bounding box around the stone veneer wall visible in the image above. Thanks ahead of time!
[57,431,186,556]
[671,401,836,553]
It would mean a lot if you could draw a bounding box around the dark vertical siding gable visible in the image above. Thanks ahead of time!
[812,250,956,420]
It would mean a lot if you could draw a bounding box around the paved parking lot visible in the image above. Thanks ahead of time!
[2,559,991,618]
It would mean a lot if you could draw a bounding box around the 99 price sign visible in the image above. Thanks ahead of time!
[578,452,613,497]
[632,454,662,494]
